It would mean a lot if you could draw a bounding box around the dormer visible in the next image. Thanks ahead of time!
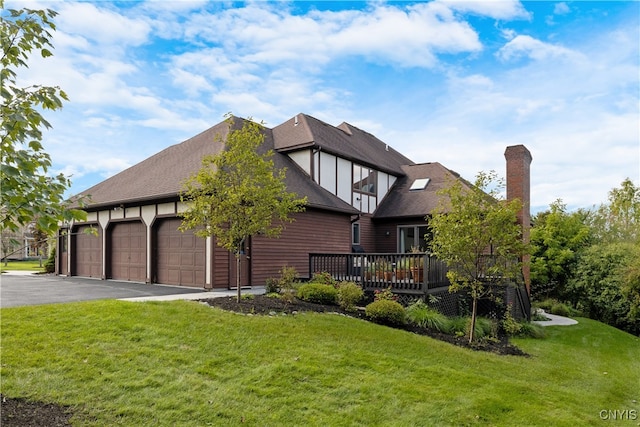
[272,113,412,214]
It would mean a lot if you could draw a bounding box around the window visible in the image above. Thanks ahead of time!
[410,178,430,191]
[352,223,360,245]
[398,225,429,252]
[353,164,377,195]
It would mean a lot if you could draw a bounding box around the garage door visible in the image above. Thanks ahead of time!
[73,225,102,278]
[109,221,146,282]
[155,218,206,287]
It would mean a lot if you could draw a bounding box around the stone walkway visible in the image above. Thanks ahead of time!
[532,309,578,326]
[119,287,266,302]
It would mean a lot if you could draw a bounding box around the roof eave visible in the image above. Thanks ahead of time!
[78,193,181,212]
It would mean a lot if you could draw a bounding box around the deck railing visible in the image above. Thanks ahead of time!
[309,252,531,320]
[309,253,450,295]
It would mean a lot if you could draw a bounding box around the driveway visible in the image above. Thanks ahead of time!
[0,272,211,308]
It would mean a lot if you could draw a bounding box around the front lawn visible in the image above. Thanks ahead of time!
[0,260,45,273]
[1,300,638,426]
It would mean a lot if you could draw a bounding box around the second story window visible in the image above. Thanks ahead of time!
[353,164,377,195]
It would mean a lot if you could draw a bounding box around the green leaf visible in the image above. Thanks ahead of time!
[1,4,75,234]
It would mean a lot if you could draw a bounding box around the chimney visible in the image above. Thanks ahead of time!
[505,145,532,294]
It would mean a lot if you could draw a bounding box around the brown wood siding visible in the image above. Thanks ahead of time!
[212,240,231,289]
[73,225,102,278]
[358,214,376,252]
[155,218,206,287]
[374,221,398,253]
[250,209,352,284]
[108,221,146,282]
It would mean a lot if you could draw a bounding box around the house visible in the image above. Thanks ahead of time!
[59,113,532,292]
[1,223,48,261]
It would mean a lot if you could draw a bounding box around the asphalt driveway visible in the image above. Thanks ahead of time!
[0,272,209,308]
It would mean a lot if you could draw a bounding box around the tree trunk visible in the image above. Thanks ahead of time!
[469,296,478,344]
[235,251,241,303]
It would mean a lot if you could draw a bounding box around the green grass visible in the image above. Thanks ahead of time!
[1,300,639,426]
[0,259,45,272]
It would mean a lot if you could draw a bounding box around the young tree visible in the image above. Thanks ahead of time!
[29,221,49,267]
[590,178,640,244]
[180,115,307,302]
[530,199,592,300]
[1,3,86,235]
[429,171,527,343]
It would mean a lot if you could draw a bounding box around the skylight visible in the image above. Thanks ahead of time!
[409,178,430,191]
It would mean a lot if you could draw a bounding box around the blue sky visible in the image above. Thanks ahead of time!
[8,0,640,213]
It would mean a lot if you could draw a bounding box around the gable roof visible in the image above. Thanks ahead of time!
[74,113,481,220]
[76,119,231,209]
[374,162,470,219]
[272,113,414,175]
[76,117,357,214]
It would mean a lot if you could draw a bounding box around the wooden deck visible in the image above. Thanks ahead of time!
[309,252,531,320]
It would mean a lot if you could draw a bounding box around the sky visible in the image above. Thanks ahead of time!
[7,0,640,214]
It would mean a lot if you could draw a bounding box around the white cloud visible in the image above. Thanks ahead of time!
[374,16,639,212]
[55,2,151,47]
[326,2,482,67]
[174,2,483,69]
[170,48,261,89]
[169,69,213,97]
[439,0,531,20]
[496,35,584,62]
[7,0,636,212]
[554,3,571,15]
[139,0,209,14]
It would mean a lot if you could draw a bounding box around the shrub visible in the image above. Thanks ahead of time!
[443,316,469,336]
[443,316,492,339]
[336,281,363,312]
[265,292,281,299]
[297,283,338,305]
[265,277,280,294]
[276,266,300,303]
[566,242,639,335]
[474,317,493,339]
[405,300,447,332]
[365,299,406,326]
[502,305,523,336]
[535,298,575,317]
[516,322,547,339]
[373,286,397,301]
[310,271,337,286]
[532,309,551,321]
[279,266,300,289]
[44,248,56,273]
[534,298,557,311]
[550,302,571,317]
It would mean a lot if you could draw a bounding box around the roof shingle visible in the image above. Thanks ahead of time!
[374,162,468,219]
[76,117,357,214]
[273,113,414,175]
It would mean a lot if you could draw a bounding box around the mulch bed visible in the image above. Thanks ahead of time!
[2,294,526,425]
